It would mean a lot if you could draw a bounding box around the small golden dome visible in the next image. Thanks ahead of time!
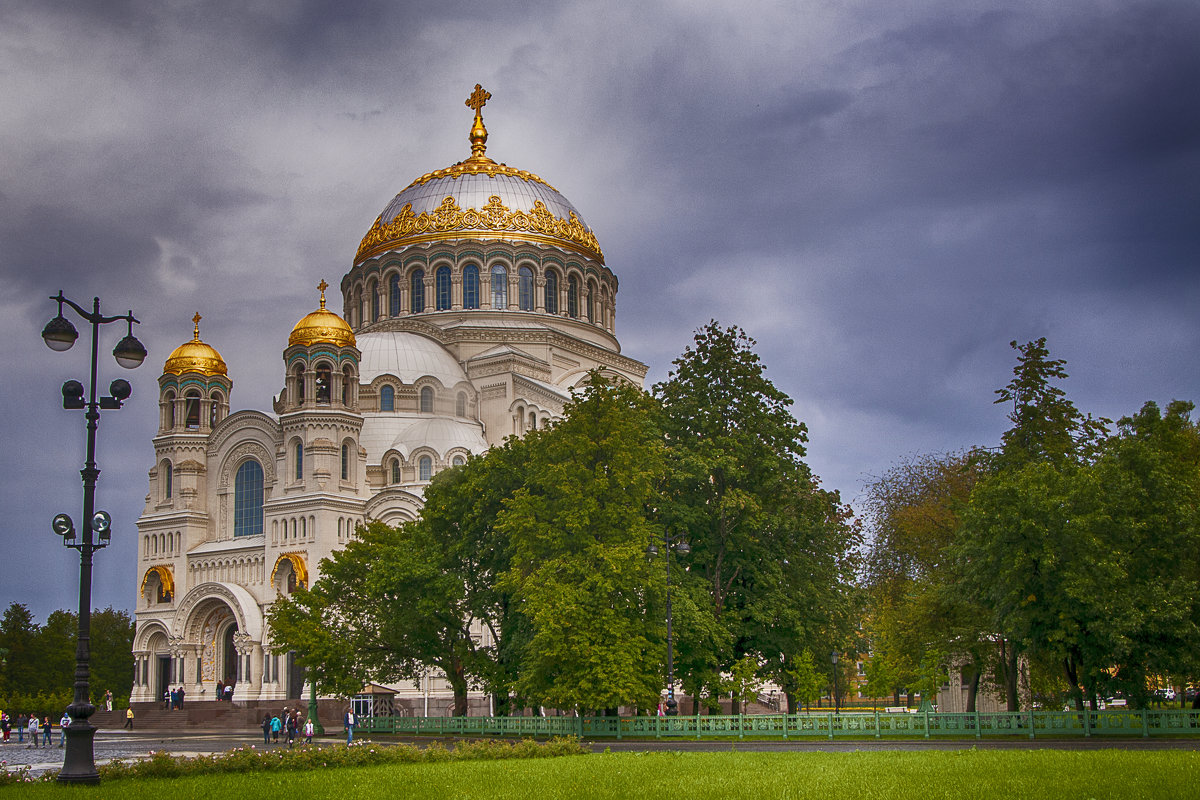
[164,313,227,376]
[289,280,356,348]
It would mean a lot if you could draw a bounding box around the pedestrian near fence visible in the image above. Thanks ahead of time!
[27,715,39,748]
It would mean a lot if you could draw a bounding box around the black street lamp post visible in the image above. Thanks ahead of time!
[648,532,689,716]
[830,651,840,715]
[42,292,145,784]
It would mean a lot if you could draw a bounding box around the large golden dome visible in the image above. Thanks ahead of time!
[289,280,356,348]
[164,313,227,376]
[355,85,603,266]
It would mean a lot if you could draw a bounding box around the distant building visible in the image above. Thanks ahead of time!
[132,87,646,708]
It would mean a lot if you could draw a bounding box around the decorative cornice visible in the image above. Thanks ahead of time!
[356,194,604,265]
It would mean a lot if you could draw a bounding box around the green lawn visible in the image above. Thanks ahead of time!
[6,750,1199,799]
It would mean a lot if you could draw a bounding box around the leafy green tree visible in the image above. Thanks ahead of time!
[36,610,78,696]
[655,322,859,713]
[499,376,667,712]
[0,604,39,698]
[786,649,827,712]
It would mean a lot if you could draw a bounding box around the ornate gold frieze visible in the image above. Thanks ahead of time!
[356,195,604,265]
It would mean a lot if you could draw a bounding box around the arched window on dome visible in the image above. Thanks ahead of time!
[418,455,432,481]
[567,275,579,319]
[545,270,559,315]
[462,264,480,309]
[452,455,465,467]
[410,269,425,313]
[456,392,466,418]
[315,362,332,404]
[436,266,452,310]
[369,279,379,322]
[518,266,534,311]
[380,385,394,412]
[420,386,433,414]
[491,265,508,309]
[210,391,223,428]
[389,274,402,316]
[390,458,401,484]
[161,459,173,500]
[529,411,537,431]
[342,366,354,406]
[586,279,597,323]
[293,363,306,405]
[164,390,176,430]
[185,391,201,430]
[293,440,304,482]
[234,460,264,538]
[341,443,349,481]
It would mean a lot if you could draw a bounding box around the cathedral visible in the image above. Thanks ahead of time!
[131,87,646,711]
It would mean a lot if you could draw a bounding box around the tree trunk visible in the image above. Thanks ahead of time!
[1063,656,1085,712]
[966,667,981,713]
[731,695,740,715]
[1001,639,1019,711]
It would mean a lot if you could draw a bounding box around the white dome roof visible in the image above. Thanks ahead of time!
[358,331,468,388]
[359,414,486,463]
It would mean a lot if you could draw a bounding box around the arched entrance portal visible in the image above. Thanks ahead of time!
[222,623,238,686]
[193,601,238,698]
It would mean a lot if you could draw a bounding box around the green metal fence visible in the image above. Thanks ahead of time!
[360,709,1200,739]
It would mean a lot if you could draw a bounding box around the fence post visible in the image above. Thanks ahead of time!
[1083,709,1091,737]
[739,713,744,740]
[875,710,880,739]
[1029,708,1035,740]
[923,709,929,739]
[974,711,980,739]
[1142,709,1149,738]
[782,713,788,741]
[828,712,834,740]
[616,714,622,741]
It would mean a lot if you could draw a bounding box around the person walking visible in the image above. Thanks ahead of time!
[1,712,10,743]
[124,706,134,730]
[286,712,297,747]
[104,689,113,712]
[270,714,281,743]
[344,709,356,745]
[177,686,185,709]
[16,713,25,744]
[261,714,272,745]
[303,717,314,746]
[27,715,39,748]
[59,712,70,747]
[41,717,51,748]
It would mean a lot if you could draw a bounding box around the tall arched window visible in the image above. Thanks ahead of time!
[436,266,451,310]
[184,391,201,429]
[518,266,534,310]
[389,274,402,316]
[342,366,354,406]
[341,443,349,481]
[456,392,466,417]
[586,279,597,322]
[410,269,425,313]
[567,275,579,318]
[162,459,173,500]
[380,385,394,411]
[418,455,432,481]
[420,386,433,413]
[545,271,559,314]
[315,362,332,404]
[234,460,264,538]
[463,264,480,309]
[369,279,379,322]
[293,363,306,405]
[164,391,176,429]
[390,458,401,484]
[491,265,507,309]
[294,440,304,481]
[210,391,223,428]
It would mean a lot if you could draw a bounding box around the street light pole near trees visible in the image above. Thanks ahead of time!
[42,292,146,784]
[831,651,840,714]
[648,531,689,715]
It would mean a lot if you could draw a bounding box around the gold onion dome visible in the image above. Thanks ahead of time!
[355,84,604,265]
[289,280,356,348]
[164,313,228,376]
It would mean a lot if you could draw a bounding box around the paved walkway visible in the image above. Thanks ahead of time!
[3,729,1196,779]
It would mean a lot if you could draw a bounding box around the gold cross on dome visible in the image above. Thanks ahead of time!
[466,84,491,114]
[192,312,202,340]
[318,279,329,309]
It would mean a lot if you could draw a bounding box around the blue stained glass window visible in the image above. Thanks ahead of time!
[463,265,479,309]
[234,460,264,537]
[411,270,425,313]
[389,274,401,316]
[518,266,533,311]
[380,385,394,411]
[419,456,432,481]
[436,266,451,310]
[294,441,304,481]
[491,265,507,309]
[545,271,559,314]
[567,275,579,318]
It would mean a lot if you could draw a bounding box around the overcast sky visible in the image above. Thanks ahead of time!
[3,0,1198,624]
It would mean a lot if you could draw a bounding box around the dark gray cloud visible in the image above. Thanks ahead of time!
[3,0,1199,622]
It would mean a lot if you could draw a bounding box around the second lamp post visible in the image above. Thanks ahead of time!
[648,532,689,715]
